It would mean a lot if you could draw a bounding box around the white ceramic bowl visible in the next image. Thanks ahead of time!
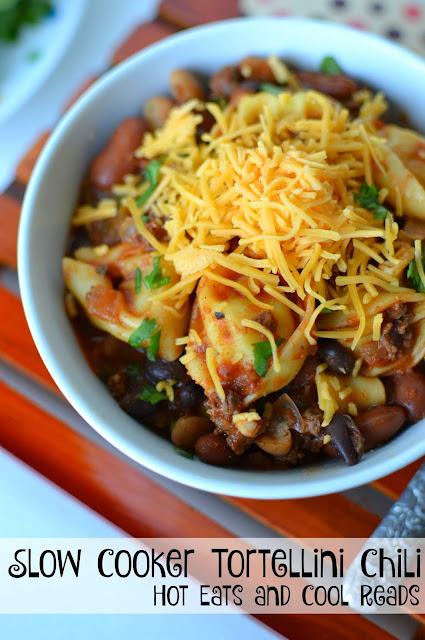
[18,17,425,499]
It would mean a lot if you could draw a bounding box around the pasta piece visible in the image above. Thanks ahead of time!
[63,255,189,360]
[184,270,315,413]
[382,125,425,186]
[374,143,425,220]
[317,291,425,376]
[316,370,385,426]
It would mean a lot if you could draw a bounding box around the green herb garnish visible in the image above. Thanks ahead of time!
[320,308,334,314]
[210,96,227,109]
[353,182,388,220]
[128,317,161,360]
[259,82,282,95]
[136,157,164,208]
[141,213,149,224]
[0,0,52,42]
[144,255,171,290]
[170,420,177,431]
[134,267,142,294]
[147,328,161,361]
[253,338,285,377]
[173,447,194,459]
[319,56,343,76]
[137,385,168,404]
[126,362,141,377]
[408,246,425,293]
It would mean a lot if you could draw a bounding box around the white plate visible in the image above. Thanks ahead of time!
[0,0,86,124]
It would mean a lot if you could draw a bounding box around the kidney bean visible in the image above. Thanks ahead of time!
[354,405,406,451]
[170,70,206,103]
[403,217,425,241]
[89,118,147,190]
[179,381,205,409]
[324,414,364,465]
[143,96,175,129]
[295,71,358,101]
[120,393,156,419]
[195,433,240,466]
[171,416,213,450]
[238,56,275,82]
[209,65,241,98]
[318,338,355,375]
[145,358,186,383]
[386,370,425,423]
[230,80,259,106]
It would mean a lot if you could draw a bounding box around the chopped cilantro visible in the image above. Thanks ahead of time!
[126,362,141,377]
[170,420,177,431]
[259,82,282,95]
[210,96,227,109]
[137,385,168,404]
[136,157,164,208]
[128,317,161,360]
[253,338,285,377]
[147,328,161,361]
[408,248,425,293]
[144,255,171,290]
[0,0,52,42]
[141,213,149,224]
[134,267,142,294]
[319,56,343,76]
[320,308,334,314]
[174,447,194,459]
[353,182,388,220]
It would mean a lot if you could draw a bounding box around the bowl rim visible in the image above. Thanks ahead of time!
[18,16,425,499]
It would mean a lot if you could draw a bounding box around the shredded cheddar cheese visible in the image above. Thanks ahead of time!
[122,89,400,350]
[206,347,225,401]
[372,313,384,341]
[241,318,280,373]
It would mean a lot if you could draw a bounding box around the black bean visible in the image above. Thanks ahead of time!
[318,338,355,375]
[145,358,186,383]
[325,414,364,465]
[120,394,156,419]
[179,381,205,409]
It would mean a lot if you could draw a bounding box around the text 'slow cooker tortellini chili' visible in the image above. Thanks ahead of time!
[63,56,425,469]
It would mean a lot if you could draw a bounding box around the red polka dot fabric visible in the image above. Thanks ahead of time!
[242,0,425,55]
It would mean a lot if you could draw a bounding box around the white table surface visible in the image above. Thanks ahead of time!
[0,447,282,639]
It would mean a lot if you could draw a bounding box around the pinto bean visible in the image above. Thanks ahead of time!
[171,416,213,450]
[354,405,406,451]
[295,71,358,101]
[89,118,147,190]
[195,433,240,466]
[145,358,186,383]
[238,56,275,82]
[386,370,425,422]
[144,96,175,129]
[170,70,206,103]
[324,414,364,465]
[318,338,355,375]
